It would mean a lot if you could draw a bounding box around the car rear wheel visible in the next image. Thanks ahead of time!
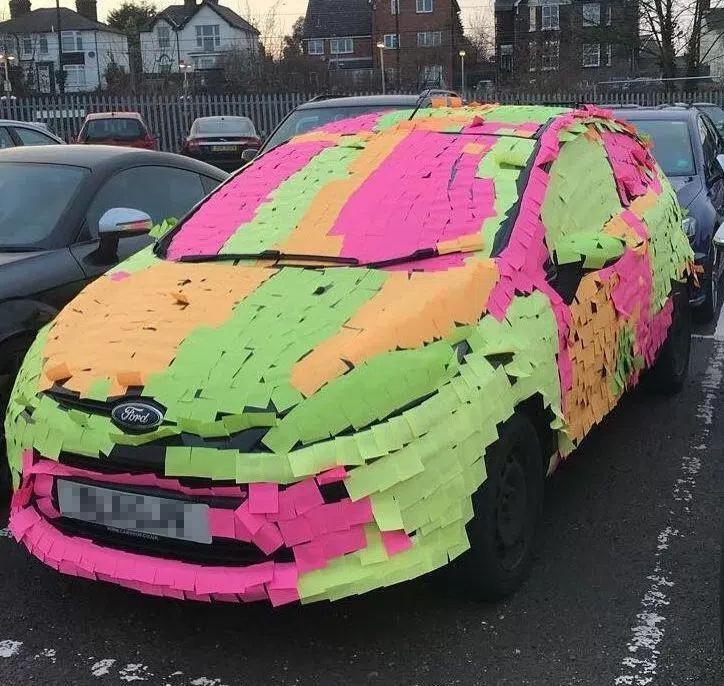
[647,283,691,394]
[455,413,544,600]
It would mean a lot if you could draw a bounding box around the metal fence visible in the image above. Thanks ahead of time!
[3,90,724,153]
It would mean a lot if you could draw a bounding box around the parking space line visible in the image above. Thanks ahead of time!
[614,341,724,685]
[715,301,724,341]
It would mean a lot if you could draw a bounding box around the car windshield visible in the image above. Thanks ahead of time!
[263,104,413,150]
[0,163,88,249]
[85,118,144,141]
[627,119,695,177]
[192,117,256,136]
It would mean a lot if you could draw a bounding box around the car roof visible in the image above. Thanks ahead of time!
[0,144,228,178]
[608,106,695,121]
[296,94,421,110]
[84,112,143,121]
[0,119,63,138]
[194,115,252,121]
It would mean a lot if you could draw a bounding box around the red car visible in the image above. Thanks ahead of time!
[76,112,157,150]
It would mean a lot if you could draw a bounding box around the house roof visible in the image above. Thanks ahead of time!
[149,1,259,35]
[0,7,123,35]
[705,7,724,31]
[303,0,372,39]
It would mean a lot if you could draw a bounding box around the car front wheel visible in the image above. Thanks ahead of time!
[455,413,544,600]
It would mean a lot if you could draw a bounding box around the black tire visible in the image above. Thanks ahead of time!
[455,413,544,600]
[647,283,691,394]
[694,249,718,324]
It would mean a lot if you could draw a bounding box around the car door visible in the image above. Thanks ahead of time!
[71,165,213,280]
[539,121,657,446]
[0,127,14,149]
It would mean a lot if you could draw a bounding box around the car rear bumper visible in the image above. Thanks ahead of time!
[9,451,378,606]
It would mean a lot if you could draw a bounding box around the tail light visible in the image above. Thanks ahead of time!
[184,139,200,152]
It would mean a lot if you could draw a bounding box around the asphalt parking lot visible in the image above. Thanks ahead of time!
[1,317,723,686]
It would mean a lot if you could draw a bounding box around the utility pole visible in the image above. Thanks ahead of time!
[55,0,65,94]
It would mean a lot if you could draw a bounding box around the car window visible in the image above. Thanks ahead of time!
[191,117,256,137]
[626,119,695,177]
[263,104,414,151]
[86,166,207,236]
[0,162,88,249]
[702,115,724,156]
[697,115,720,182]
[84,118,144,141]
[14,126,58,146]
[0,127,14,148]
[201,174,223,195]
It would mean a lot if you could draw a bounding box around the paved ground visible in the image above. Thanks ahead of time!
[1,322,723,685]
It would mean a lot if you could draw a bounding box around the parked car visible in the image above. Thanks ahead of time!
[244,89,462,160]
[181,116,262,171]
[4,104,692,606]
[0,119,64,148]
[77,112,157,150]
[0,145,227,497]
[611,106,724,321]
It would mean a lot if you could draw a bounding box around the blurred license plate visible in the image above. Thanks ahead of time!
[212,145,237,152]
[57,479,211,544]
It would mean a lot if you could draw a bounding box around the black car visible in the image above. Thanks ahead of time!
[611,106,724,321]
[0,145,227,495]
[181,116,262,171]
[243,90,462,161]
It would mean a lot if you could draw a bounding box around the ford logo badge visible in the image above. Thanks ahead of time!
[110,401,164,433]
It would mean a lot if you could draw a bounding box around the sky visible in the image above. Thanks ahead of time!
[1,0,490,43]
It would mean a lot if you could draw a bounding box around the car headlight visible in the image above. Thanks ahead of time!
[682,216,697,239]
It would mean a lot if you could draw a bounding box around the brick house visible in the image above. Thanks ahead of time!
[495,0,638,89]
[302,0,464,90]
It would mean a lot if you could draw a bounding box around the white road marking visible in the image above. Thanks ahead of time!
[0,528,11,538]
[0,640,23,658]
[118,663,152,682]
[614,341,724,686]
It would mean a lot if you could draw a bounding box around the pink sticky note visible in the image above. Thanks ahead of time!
[316,466,347,485]
[277,516,314,547]
[252,522,284,555]
[268,587,299,607]
[248,482,279,514]
[293,541,328,573]
[110,270,130,281]
[268,563,298,590]
[234,502,265,536]
[286,478,324,515]
[381,530,413,556]
[208,509,236,539]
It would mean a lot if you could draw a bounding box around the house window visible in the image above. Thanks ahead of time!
[330,37,353,54]
[416,0,433,13]
[529,6,536,31]
[529,40,536,70]
[383,33,399,49]
[194,55,217,69]
[157,26,170,48]
[63,64,86,88]
[606,4,612,24]
[605,43,612,65]
[307,38,324,54]
[583,42,600,66]
[391,0,399,13]
[196,25,220,51]
[500,43,513,71]
[420,64,442,86]
[21,37,32,56]
[417,31,442,47]
[583,3,600,26]
[541,5,559,30]
[541,40,558,70]
[39,36,48,54]
[61,31,83,52]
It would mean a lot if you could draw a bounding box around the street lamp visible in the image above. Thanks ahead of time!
[459,50,466,94]
[0,53,16,94]
[179,60,193,127]
[376,41,386,95]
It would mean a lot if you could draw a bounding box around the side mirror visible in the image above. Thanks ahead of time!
[713,222,724,250]
[241,148,258,163]
[96,208,152,263]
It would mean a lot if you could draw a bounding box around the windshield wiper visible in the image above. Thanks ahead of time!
[178,249,360,265]
[363,248,439,268]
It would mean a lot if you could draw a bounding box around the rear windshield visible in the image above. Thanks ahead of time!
[192,118,256,136]
[85,118,144,141]
[0,163,88,249]
[627,119,695,177]
[263,104,412,151]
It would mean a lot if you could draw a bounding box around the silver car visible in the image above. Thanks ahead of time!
[0,119,64,148]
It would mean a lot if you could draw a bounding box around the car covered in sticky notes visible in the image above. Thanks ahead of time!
[4,104,693,606]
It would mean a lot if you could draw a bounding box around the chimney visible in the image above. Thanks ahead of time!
[9,0,31,18]
[75,0,98,22]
